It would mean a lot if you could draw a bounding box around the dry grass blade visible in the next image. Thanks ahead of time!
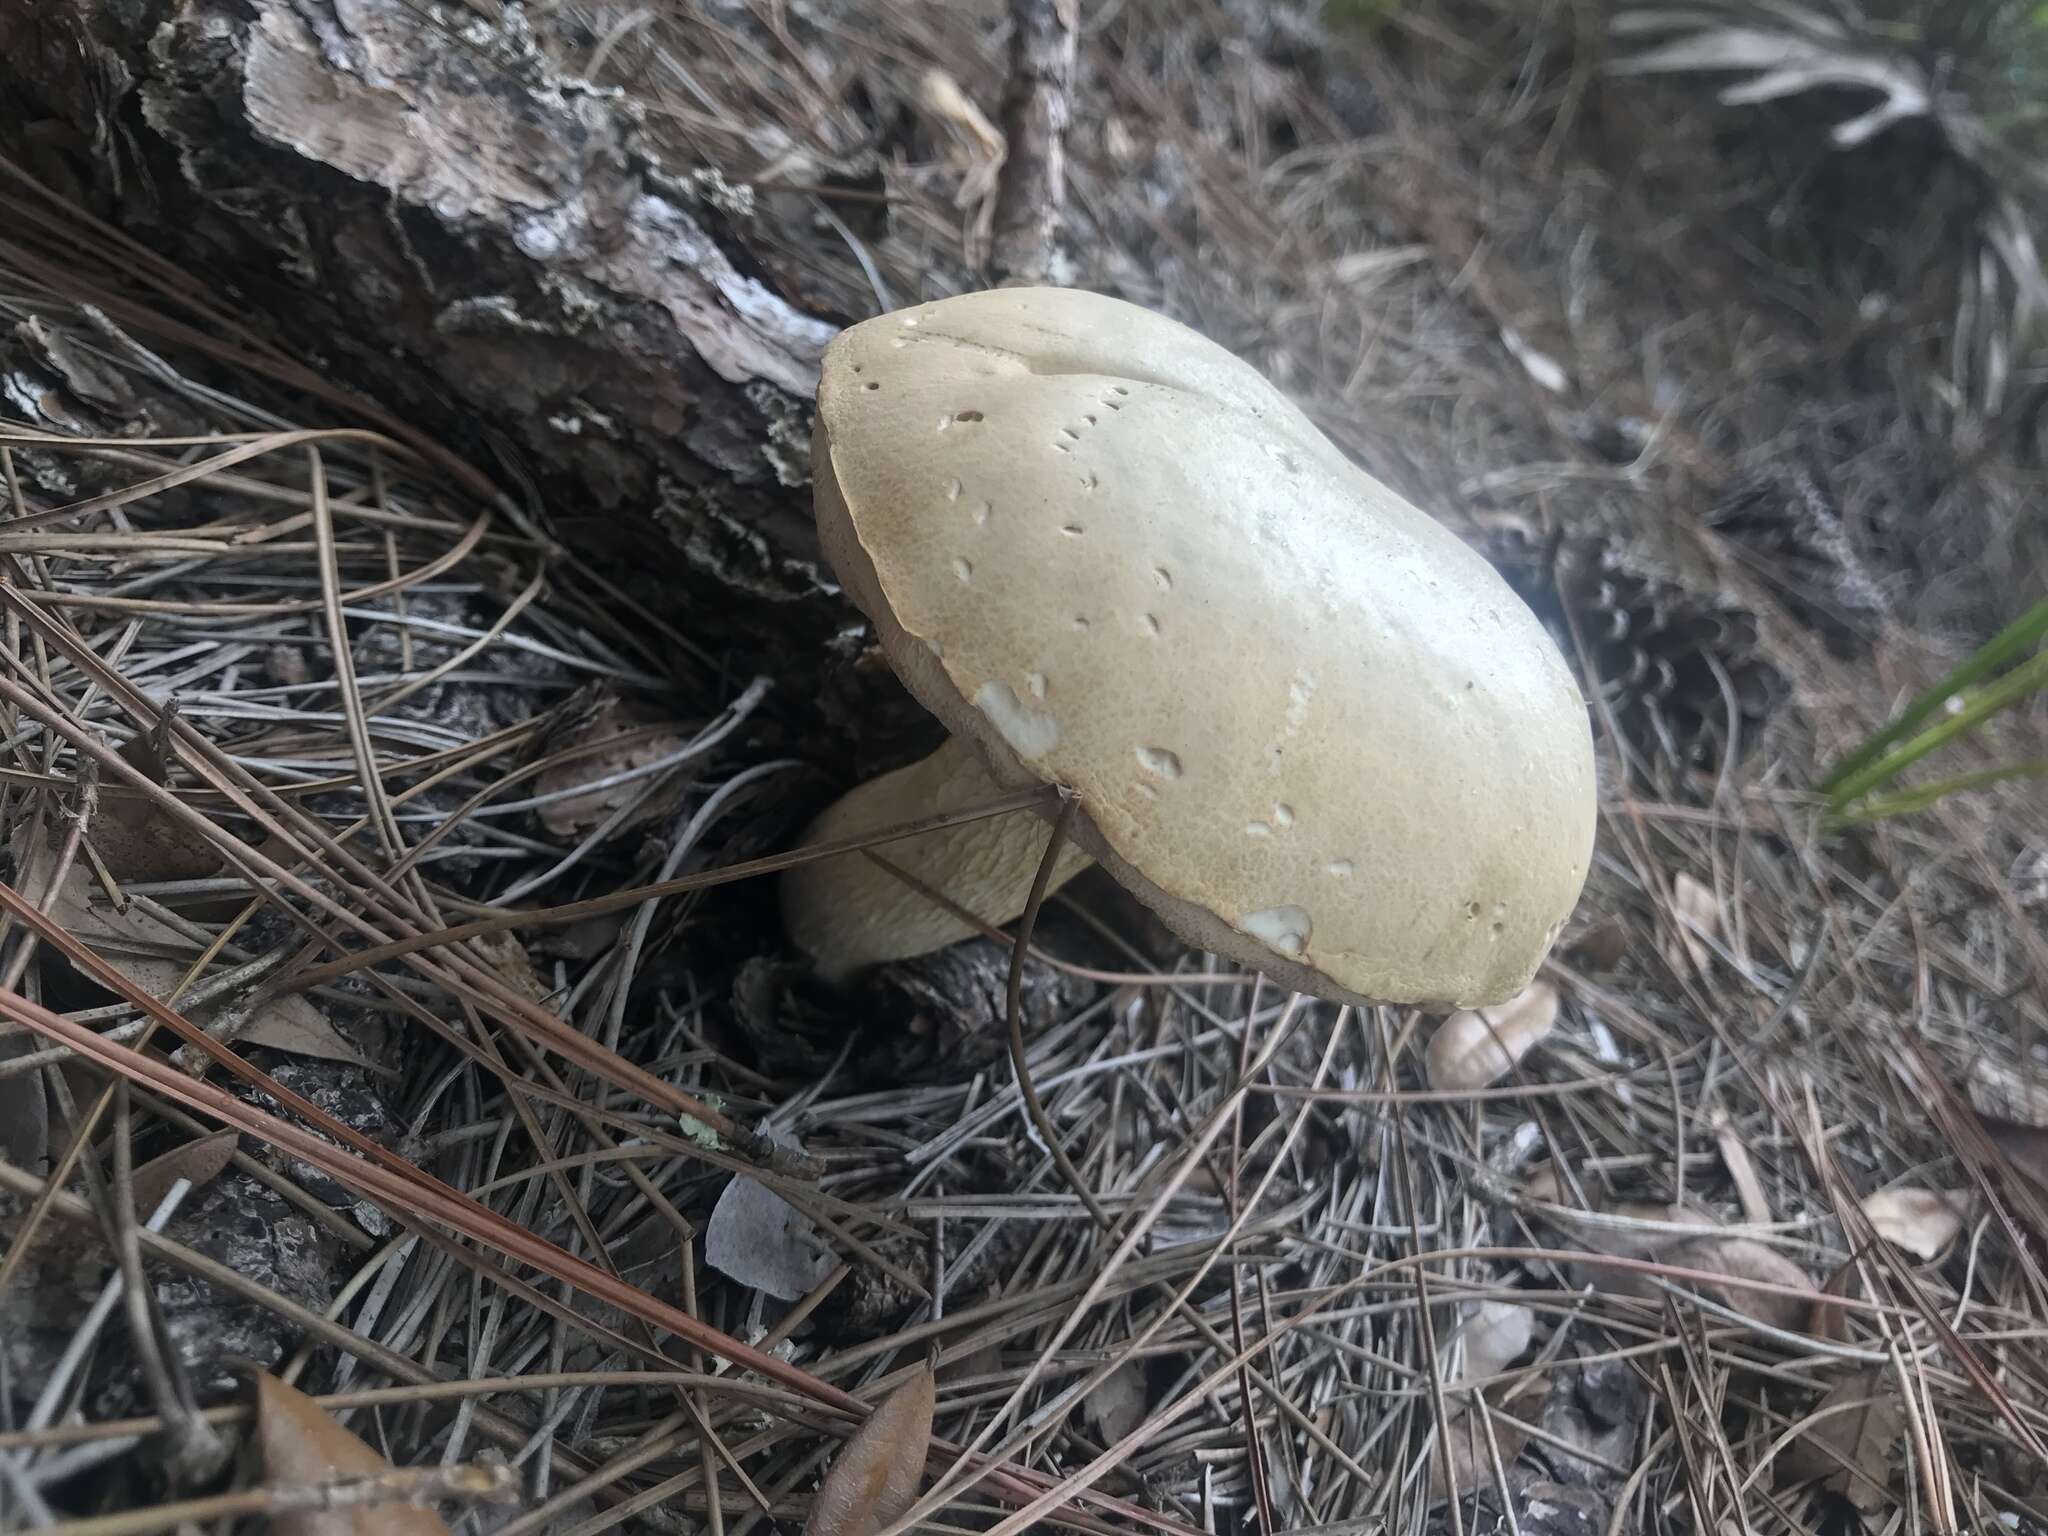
[804,1366,936,1536]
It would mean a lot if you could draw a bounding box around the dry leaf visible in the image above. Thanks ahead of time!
[1521,1162,1563,1204]
[917,68,1005,160]
[804,1367,935,1536]
[1807,1260,1866,1345]
[1711,1107,1771,1225]
[13,835,366,1066]
[1082,1359,1148,1445]
[0,1035,49,1172]
[706,1168,834,1302]
[257,1372,450,1536]
[1966,1059,2048,1126]
[1781,1370,1901,1513]
[1979,1112,2048,1190]
[1861,1187,1966,1261]
[1425,981,1560,1091]
[1553,1200,1723,1301]
[130,1129,238,1215]
[1430,1375,1543,1500]
[1565,916,1628,972]
[473,931,551,1004]
[97,703,223,884]
[237,1005,372,1066]
[1452,1301,1532,1385]
[534,691,693,838]
[1662,1237,1817,1333]
[1664,873,1719,972]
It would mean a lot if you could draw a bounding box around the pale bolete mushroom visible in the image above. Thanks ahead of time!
[780,287,1596,1009]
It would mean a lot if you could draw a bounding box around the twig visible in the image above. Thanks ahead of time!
[990,0,1079,282]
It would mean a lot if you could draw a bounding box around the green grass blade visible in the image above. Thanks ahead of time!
[1827,759,2048,826]
[1817,594,2048,795]
[1824,647,2048,809]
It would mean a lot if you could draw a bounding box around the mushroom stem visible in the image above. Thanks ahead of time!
[780,735,1093,980]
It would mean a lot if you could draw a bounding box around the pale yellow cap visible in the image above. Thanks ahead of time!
[813,288,1596,1008]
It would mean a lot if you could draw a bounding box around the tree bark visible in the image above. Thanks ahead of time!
[1,0,851,642]
[990,0,1079,284]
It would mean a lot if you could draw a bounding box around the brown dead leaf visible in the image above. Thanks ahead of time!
[13,835,366,1067]
[1521,1162,1563,1204]
[130,1129,238,1216]
[534,691,693,838]
[97,702,222,884]
[1564,915,1628,973]
[1664,872,1720,972]
[1861,1187,1967,1261]
[805,1366,935,1536]
[472,931,552,1005]
[1425,981,1559,1091]
[1966,1059,2048,1126]
[1559,1199,1723,1266]
[1452,1301,1532,1385]
[1430,1375,1543,1500]
[1082,1359,1148,1446]
[1807,1260,1866,1345]
[1979,1112,2048,1190]
[0,1036,49,1172]
[1662,1237,1817,1333]
[1781,1370,1901,1513]
[1710,1106,1771,1225]
[526,909,629,962]
[257,1371,450,1536]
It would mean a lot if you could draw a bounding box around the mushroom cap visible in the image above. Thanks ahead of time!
[813,287,1596,1009]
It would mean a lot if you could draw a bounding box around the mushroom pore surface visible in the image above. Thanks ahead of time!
[814,287,1596,1009]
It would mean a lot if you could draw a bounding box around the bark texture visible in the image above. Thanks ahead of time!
[1,0,850,635]
[990,0,1079,284]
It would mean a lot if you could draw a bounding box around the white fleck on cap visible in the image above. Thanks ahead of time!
[812,287,1596,1009]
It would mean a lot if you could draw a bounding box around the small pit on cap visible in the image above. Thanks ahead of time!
[974,681,1060,760]
[1243,905,1312,957]
[1327,860,1355,878]
[1134,746,1182,780]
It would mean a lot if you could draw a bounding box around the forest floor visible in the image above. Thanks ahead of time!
[2,3,2047,1536]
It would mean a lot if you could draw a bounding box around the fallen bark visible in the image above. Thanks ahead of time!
[2,0,847,635]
